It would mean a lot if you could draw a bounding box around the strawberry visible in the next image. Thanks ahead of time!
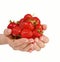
[36,24,43,32]
[7,21,17,29]
[12,26,21,36]
[19,18,24,24]
[21,29,33,38]
[33,29,43,37]
[22,22,34,30]
[24,14,33,21]
[7,14,46,39]
[31,17,40,25]
[19,18,25,29]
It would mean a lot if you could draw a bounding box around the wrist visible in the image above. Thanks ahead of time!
[0,34,8,45]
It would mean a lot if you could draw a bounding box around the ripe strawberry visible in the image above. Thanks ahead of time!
[32,35,36,39]
[21,29,33,38]
[19,18,24,24]
[7,21,17,29]
[31,17,40,25]
[33,29,43,37]
[19,18,25,29]
[36,24,43,32]
[12,26,21,36]
[24,14,33,21]
[22,22,34,30]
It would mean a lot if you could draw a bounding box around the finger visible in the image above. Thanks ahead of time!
[29,38,35,44]
[28,48,33,53]
[14,42,30,50]
[20,40,33,49]
[42,24,47,30]
[16,39,34,52]
[33,42,41,51]
[40,35,49,43]
[27,43,34,52]
[12,46,24,51]
[29,38,34,43]
[4,29,12,36]
[35,38,45,48]
[23,44,33,52]
[25,39,34,52]
[20,43,29,49]
[27,39,35,52]
[13,38,29,47]
[14,43,31,51]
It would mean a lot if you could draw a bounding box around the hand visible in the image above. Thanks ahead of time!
[32,35,49,51]
[27,24,49,52]
[4,29,34,52]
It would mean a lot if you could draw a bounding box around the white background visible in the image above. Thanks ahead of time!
[0,0,60,62]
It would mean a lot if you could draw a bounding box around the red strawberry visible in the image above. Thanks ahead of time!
[22,22,34,30]
[24,14,33,21]
[36,24,43,32]
[32,35,36,39]
[33,29,43,37]
[19,18,25,29]
[19,18,24,24]
[32,17,40,25]
[12,26,21,36]
[7,21,17,29]
[21,29,33,38]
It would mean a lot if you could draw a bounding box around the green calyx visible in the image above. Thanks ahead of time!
[37,29,43,34]
[9,20,15,23]
[16,21,20,24]
[12,35,21,39]
[29,20,37,26]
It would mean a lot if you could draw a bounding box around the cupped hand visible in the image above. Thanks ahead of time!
[4,29,34,52]
[28,24,49,51]
[32,35,49,51]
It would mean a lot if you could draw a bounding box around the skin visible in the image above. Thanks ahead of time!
[0,24,49,52]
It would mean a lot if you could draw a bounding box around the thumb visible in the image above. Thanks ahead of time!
[42,24,47,30]
[4,29,12,36]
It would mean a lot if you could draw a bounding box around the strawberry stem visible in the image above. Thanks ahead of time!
[16,21,20,24]
[37,29,40,33]
[10,20,12,23]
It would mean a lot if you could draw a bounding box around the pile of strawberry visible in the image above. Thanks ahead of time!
[7,14,46,39]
